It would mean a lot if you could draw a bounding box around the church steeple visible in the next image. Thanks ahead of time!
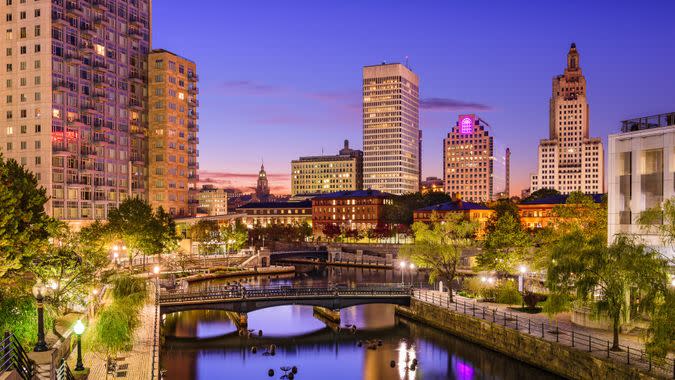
[256,161,270,200]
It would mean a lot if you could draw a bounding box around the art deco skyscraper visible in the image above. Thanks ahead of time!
[443,114,494,202]
[529,43,604,194]
[148,49,199,217]
[362,63,420,195]
[0,0,151,223]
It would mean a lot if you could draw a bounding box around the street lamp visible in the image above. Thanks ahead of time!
[73,320,85,371]
[518,265,528,292]
[31,280,48,352]
[399,261,406,285]
[409,263,415,287]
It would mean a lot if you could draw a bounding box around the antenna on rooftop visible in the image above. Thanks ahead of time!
[405,55,409,68]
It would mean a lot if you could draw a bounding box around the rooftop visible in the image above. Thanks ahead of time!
[237,200,312,209]
[312,189,392,199]
[416,200,489,212]
[520,194,605,205]
[620,112,675,133]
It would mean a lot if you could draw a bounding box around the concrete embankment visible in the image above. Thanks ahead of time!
[182,265,295,283]
[395,299,660,380]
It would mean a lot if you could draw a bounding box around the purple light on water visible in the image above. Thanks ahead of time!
[452,356,476,379]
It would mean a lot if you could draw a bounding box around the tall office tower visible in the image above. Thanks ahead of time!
[0,0,151,223]
[148,49,199,217]
[291,139,363,195]
[443,114,494,202]
[505,147,511,196]
[529,43,604,194]
[362,63,420,195]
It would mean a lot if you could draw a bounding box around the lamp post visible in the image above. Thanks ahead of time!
[409,263,416,287]
[519,265,528,309]
[73,320,85,371]
[399,261,406,285]
[153,265,161,289]
[32,281,48,352]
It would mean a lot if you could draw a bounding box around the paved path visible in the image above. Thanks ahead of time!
[69,286,158,380]
[414,289,674,378]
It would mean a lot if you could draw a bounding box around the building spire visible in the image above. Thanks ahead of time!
[567,42,580,70]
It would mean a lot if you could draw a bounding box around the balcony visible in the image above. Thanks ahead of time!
[188,87,199,95]
[52,15,69,27]
[188,174,200,181]
[93,16,108,27]
[188,162,199,169]
[64,53,81,65]
[81,104,100,115]
[129,16,145,29]
[80,41,94,52]
[53,81,70,92]
[128,98,143,111]
[66,3,84,16]
[188,73,199,82]
[93,136,112,145]
[130,155,144,165]
[93,93,107,103]
[130,129,146,139]
[52,144,75,156]
[187,122,199,132]
[93,61,107,73]
[127,29,143,40]
[92,0,107,12]
[188,112,199,120]
[93,78,108,89]
[129,72,146,84]
[188,136,199,144]
[188,98,199,107]
[80,148,97,158]
[80,25,97,38]
[66,179,89,188]
[621,112,675,133]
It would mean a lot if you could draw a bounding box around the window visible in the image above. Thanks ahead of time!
[5,29,11,40]
[20,27,26,38]
[34,25,40,37]
[19,11,26,20]
[34,9,40,17]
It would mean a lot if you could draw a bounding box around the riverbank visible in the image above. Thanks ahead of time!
[277,257,394,269]
[396,291,668,380]
[181,265,295,283]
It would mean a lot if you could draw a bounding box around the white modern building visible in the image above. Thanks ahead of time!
[608,112,675,261]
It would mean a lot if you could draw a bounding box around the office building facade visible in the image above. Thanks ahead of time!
[147,49,198,217]
[443,114,494,202]
[530,43,604,194]
[291,139,363,195]
[608,112,675,260]
[362,63,420,195]
[197,185,227,216]
[0,0,151,222]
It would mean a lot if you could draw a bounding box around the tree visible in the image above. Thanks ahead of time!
[190,219,222,256]
[477,213,532,274]
[485,198,521,233]
[546,234,668,350]
[495,280,523,306]
[645,290,675,361]
[322,223,341,241]
[522,188,560,202]
[33,222,108,313]
[0,156,53,280]
[637,198,675,265]
[401,213,478,302]
[106,198,176,267]
[383,192,453,225]
[221,222,248,252]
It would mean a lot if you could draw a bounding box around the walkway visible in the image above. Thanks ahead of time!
[68,286,158,380]
[413,289,674,378]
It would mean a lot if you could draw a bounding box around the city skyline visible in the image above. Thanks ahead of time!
[153,1,674,195]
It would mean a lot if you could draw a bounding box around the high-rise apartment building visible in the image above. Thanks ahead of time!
[443,114,494,202]
[0,0,151,222]
[291,139,363,195]
[529,43,604,194]
[147,49,199,217]
[362,63,420,195]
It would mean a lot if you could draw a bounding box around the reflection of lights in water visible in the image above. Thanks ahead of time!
[451,356,475,380]
[397,340,417,379]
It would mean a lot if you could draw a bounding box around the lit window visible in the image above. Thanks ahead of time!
[94,44,105,56]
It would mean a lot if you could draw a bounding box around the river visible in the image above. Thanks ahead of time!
[160,265,560,379]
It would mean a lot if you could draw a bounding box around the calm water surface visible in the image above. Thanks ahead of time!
[160,265,560,380]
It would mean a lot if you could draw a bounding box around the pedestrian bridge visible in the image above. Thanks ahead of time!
[269,250,328,263]
[158,285,412,314]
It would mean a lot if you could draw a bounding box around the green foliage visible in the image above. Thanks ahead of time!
[33,222,108,313]
[248,222,311,245]
[546,234,668,350]
[0,294,54,349]
[190,219,222,255]
[485,198,521,233]
[383,192,453,225]
[110,274,147,306]
[494,280,523,306]
[89,303,133,357]
[321,223,341,240]
[401,213,478,302]
[463,277,490,299]
[478,213,532,274]
[637,198,675,265]
[645,290,675,361]
[221,222,249,251]
[106,198,179,263]
[0,155,53,280]
[522,188,560,202]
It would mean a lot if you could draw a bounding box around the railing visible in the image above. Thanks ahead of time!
[56,358,75,380]
[0,332,34,380]
[150,282,160,380]
[412,290,675,379]
[159,285,412,304]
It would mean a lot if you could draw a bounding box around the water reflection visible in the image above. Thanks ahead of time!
[161,303,560,380]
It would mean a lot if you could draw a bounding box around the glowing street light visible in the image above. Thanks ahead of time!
[519,265,528,274]
[73,320,85,371]
[31,280,48,352]
[153,265,161,275]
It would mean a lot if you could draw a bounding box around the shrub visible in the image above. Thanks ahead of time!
[523,291,546,310]
[495,280,523,306]
[90,304,133,357]
[111,274,147,305]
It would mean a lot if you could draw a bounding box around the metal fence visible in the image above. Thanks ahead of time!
[159,284,412,304]
[0,332,33,380]
[56,359,75,380]
[150,283,161,380]
[413,290,675,379]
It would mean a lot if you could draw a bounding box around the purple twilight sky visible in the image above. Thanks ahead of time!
[152,0,675,195]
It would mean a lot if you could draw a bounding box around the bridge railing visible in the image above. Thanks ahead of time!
[159,285,412,304]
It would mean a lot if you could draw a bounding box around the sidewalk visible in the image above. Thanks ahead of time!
[69,287,157,380]
[414,289,673,378]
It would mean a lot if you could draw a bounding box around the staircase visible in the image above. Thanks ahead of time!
[0,332,35,380]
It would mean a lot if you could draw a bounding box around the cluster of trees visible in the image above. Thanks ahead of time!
[0,155,179,347]
[320,222,411,243]
[247,222,311,246]
[190,219,249,255]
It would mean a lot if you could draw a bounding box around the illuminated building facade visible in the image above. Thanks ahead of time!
[362,63,420,195]
[530,43,604,194]
[0,0,151,222]
[237,200,312,227]
[197,185,227,216]
[443,114,494,202]
[291,139,363,196]
[420,176,444,194]
[311,189,392,236]
[148,49,199,216]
